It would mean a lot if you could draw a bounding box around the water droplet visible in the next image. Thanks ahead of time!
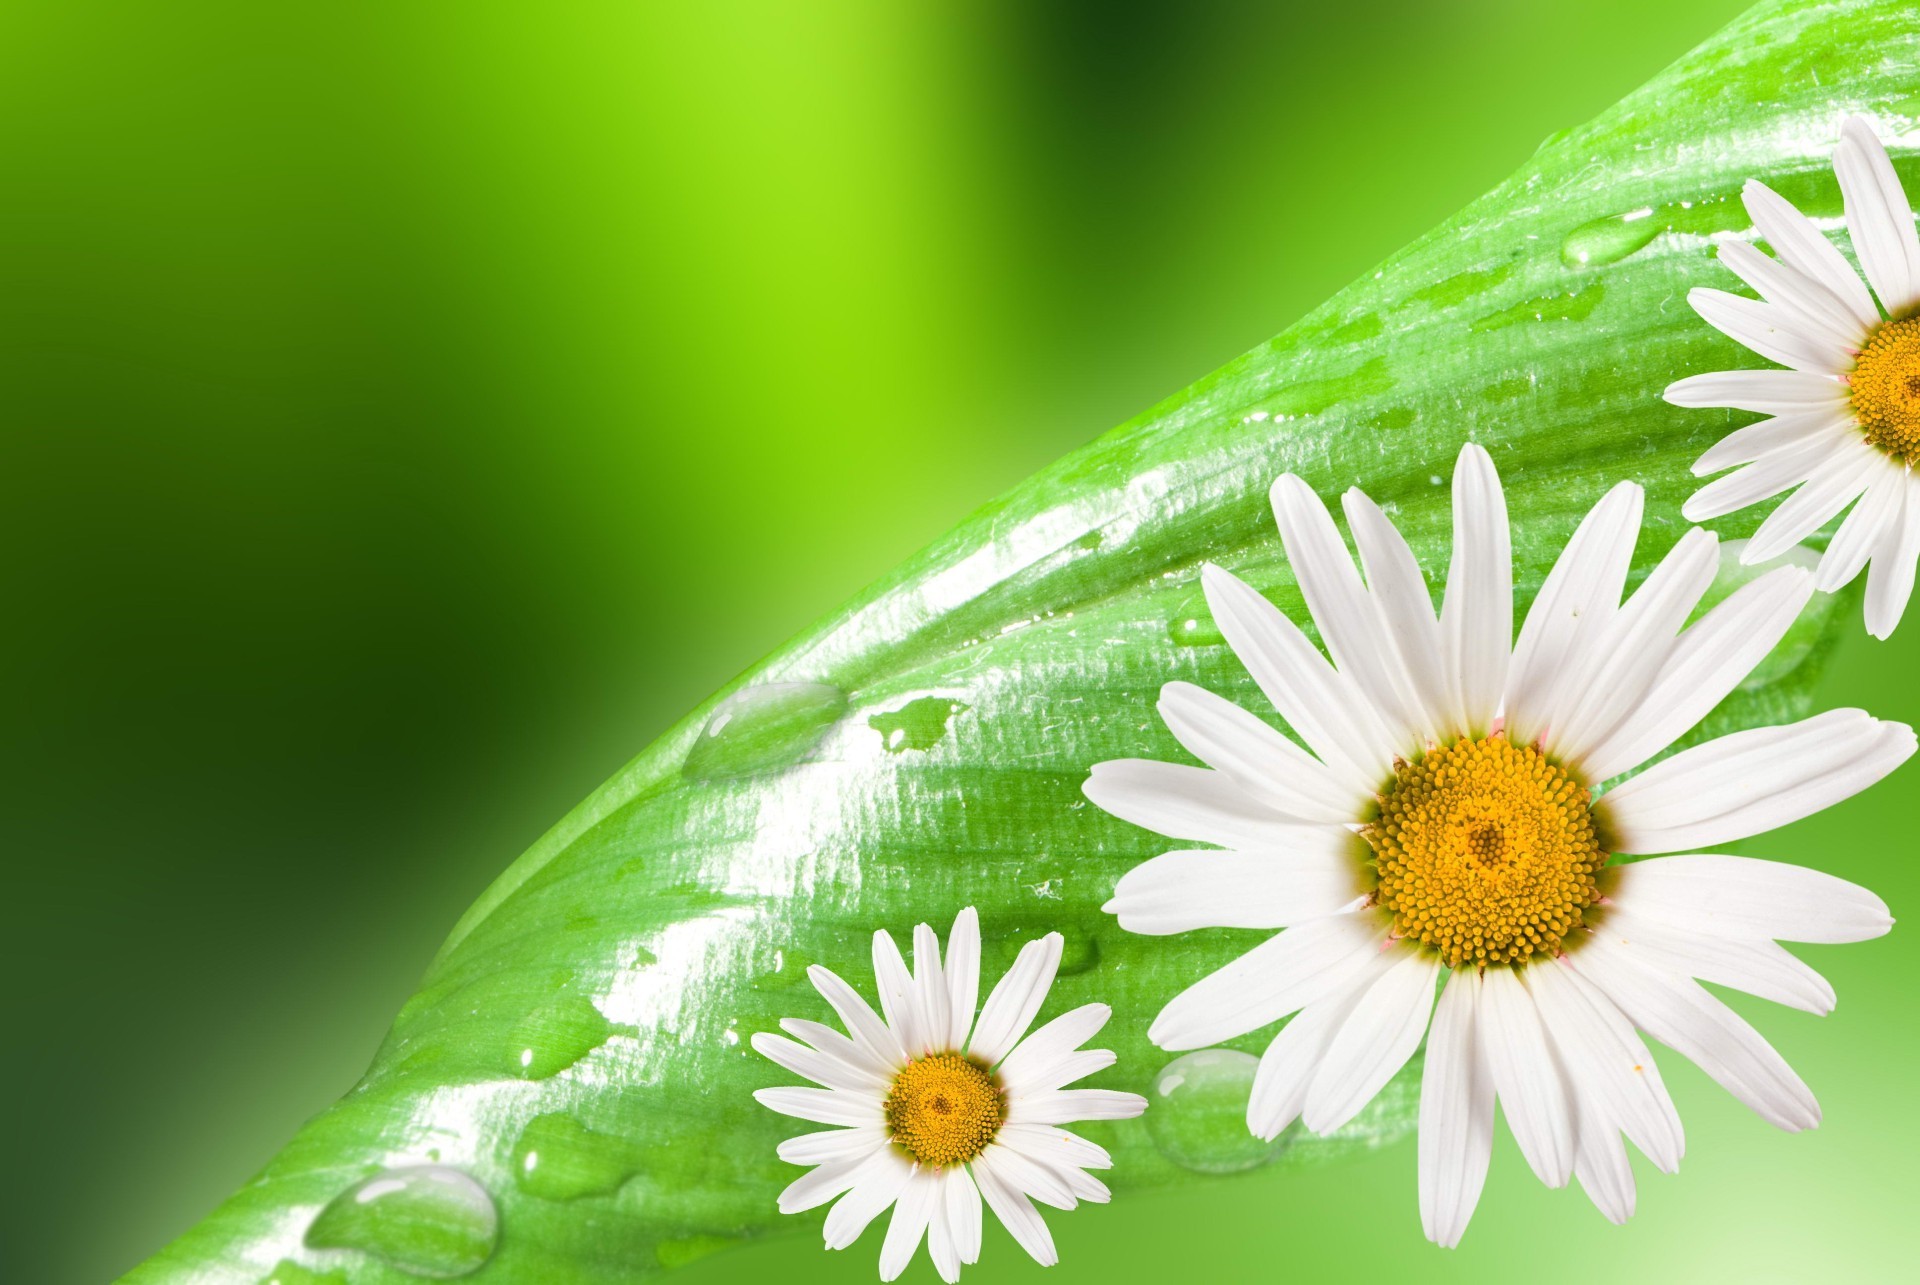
[1328,313,1382,344]
[1366,406,1415,431]
[657,1235,734,1269]
[1255,356,1394,419]
[1403,263,1514,310]
[512,1113,643,1201]
[868,696,968,754]
[305,1166,498,1279]
[1147,1050,1291,1175]
[682,683,847,781]
[1167,589,1223,647]
[506,992,613,1080]
[1469,282,1606,333]
[260,1262,347,1285]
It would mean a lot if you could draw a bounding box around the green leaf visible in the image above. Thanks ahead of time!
[129,1,1916,1280]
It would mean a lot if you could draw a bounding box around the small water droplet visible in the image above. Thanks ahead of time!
[868,696,968,754]
[1366,406,1416,431]
[1402,263,1514,310]
[260,1261,348,1285]
[506,992,613,1080]
[305,1166,497,1279]
[1253,356,1395,420]
[1147,1049,1292,1175]
[512,1113,643,1201]
[682,683,848,781]
[1469,282,1606,333]
[1166,589,1223,647]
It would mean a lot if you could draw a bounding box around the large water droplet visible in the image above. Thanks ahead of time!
[260,1262,347,1285]
[1469,282,1606,333]
[682,682,847,781]
[506,992,613,1080]
[868,696,968,753]
[305,1165,498,1279]
[1146,1050,1291,1174]
[512,1112,643,1201]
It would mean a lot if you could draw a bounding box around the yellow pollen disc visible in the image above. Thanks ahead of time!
[1852,315,1920,462]
[1366,735,1604,968]
[883,1053,1004,1167]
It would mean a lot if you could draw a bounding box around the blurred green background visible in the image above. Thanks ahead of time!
[5,0,1914,1281]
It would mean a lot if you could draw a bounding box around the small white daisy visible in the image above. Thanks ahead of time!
[753,907,1147,1281]
[1667,115,1920,638]
[1086,443,1909,1246]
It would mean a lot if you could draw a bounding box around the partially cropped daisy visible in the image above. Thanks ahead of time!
[1086,443,1908,1246]
[753,907,1146,1281]
[1667,115,1920,638]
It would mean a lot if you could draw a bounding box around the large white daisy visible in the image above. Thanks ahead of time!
[1667,115,1920,638]
[1085,443,1909,1246]
[753,907,1147,1281]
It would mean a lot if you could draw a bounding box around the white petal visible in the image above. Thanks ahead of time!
[1579,565,1814,783]
[1594,906,1834,1015]
[878,1169,938,1281]
[1157,679,1367,823]
[1200,562,1398,793]
[1693,408,1854,477]
[1477,968,1573,1187]
[823,1148,916,1250]
[1303,949,1440,1133]
[781,1152,874,1214]
[1599,710,1915,853]
[1006,1088,1148,1125]
[970,1149,1057,1267]
[944,1166,983,1266]
[873,930,925,1057]
[994,1122,1113,1172]
[1687,287,1854,373]
[754,1086,883,1128]
[780,1016,900,1084]
[1714,238,1871,350]
[995,1002,1110,1095]
[1247,946,1400,1140]
[1082,758,1317,850]
[1148,910,1384,1051]
[1547,959,1686,1171]
[1440,443,1511,736]
[777,1124,891,1169]
[1819,474,1906,592]
[1571,1104,1637,1226]
[970,932,1063,1066]
[1864,474,1920,639]
[1605,852,1894,945]
[808,965,907,1067]
[1569,933,1819,1131]
[926,1184,960,1285]
[976,1141,1076,1210]
[912,922,952,1060]
[1665,368,1851,414]
[1741,443,1883,564]
[1742,179,1880,328]
[1525,961,1683,1173]
[1683,432,1833,520]
[1272,473,1422,753]
[945,908,981,1053]
[1547,527,1719,768]
[1504,480,1642,748]
[1836,116,1920,316]
[753,1031,888,1093]
[1342,486,1454,742]
[1103,842,1364,936]
[1418,970,1495,1249]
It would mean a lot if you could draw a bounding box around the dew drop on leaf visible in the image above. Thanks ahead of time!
[512,1113,643,1201]
[681,683,847,780]
[304,1166,497,1279]
[1147,1049,1292,1175]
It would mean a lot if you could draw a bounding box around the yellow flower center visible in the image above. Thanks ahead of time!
[1852,315,1920,463]
[883,1053,1004,1167]
[1365,735,1604,968]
